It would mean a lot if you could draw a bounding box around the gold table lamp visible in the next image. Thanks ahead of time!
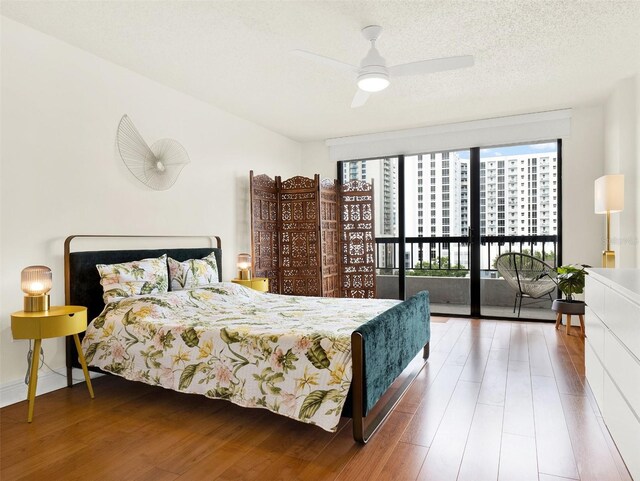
[21,265,52,312]
[594,174,624,268]
[237,253,252,280]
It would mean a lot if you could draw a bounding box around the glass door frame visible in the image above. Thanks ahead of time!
[470,147,481,317]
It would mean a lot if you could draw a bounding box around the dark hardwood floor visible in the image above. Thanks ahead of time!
[1,318,633,481]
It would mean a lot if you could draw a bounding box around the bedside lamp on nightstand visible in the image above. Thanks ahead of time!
[21,265,52,312]
[232,254,269,292]
[12,265,95,422]
[237,253,252,280]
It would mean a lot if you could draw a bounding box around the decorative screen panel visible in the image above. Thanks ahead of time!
[320,179,341,298]
[250,173,376,299]
[250,172,280,293]
[340,180,376,299]
[278,175,322,296]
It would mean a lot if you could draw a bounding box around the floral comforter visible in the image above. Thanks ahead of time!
[82,282,399,431]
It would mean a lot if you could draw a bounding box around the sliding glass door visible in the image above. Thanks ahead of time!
[338,140,561,321]
[478,142,560,320]
[404,151,471,316]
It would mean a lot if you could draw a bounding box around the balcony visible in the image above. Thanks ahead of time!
[374,235,558,320]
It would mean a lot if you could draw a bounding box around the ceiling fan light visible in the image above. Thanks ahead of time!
[357,73,390,92]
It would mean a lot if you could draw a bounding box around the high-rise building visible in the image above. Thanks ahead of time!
[405,152,465,238]
[480,152,558,236]
[405,151,558,239]
[404,152,466,268]
[460,158,469,236]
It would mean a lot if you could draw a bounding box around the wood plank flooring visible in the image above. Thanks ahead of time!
[1,318,633,481]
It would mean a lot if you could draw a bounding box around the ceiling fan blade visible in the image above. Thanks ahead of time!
[351,89,370,108]
[291,49,358,73]
[389,55,474,77]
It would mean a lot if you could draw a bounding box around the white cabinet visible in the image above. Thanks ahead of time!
[585,269,640,481]
[585,339,604,409]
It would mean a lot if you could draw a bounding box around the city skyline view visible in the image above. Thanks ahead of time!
[342,141,559,272]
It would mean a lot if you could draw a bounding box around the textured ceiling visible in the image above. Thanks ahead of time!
[2,1,639,142]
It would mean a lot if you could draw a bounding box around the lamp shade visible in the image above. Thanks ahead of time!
[594,174,624,214]
[21,266,52,295]
[237,253,251,270]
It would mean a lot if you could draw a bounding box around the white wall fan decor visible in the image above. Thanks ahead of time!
[116,114,190,190]
[293,25,474,108]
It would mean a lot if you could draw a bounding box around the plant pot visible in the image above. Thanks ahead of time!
[552,299,585,315]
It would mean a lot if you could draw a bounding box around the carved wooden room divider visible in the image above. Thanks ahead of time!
[250,172,376,298]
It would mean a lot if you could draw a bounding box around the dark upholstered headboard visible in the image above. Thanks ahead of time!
[66,247,221,321]
[64,235,221,375]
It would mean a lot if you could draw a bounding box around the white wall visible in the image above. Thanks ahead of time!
[604,75,638,268]
[300,141,334,179]
[300,106,606,268]
[0,17,302,400]
[562,106,606,266]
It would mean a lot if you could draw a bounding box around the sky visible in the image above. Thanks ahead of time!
[455,142,557,160]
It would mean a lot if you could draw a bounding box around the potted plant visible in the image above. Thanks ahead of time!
[549,264,590,315]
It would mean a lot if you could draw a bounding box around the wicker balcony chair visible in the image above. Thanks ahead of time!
[495,253,556,318]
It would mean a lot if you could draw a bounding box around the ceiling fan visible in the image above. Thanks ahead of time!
[293,25,474,108]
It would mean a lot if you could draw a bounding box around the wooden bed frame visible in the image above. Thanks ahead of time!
[64,234,430,443]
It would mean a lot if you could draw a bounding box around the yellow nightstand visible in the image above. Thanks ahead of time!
[231,277,269,292]
[11,305,95,422]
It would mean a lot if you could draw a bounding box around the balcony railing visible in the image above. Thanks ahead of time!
[375,235,559,274]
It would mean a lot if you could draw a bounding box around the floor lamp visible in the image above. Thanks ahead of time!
[594,174,624,268]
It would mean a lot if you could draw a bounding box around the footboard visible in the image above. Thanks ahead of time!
[351,290,430,443]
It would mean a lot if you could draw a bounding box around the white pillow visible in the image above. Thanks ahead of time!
[97,255,168,304]
[168,252,219,291]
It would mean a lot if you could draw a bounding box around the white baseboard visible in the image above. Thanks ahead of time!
[0,367,103,408]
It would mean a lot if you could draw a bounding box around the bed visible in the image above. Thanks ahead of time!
[64,235,430,443]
